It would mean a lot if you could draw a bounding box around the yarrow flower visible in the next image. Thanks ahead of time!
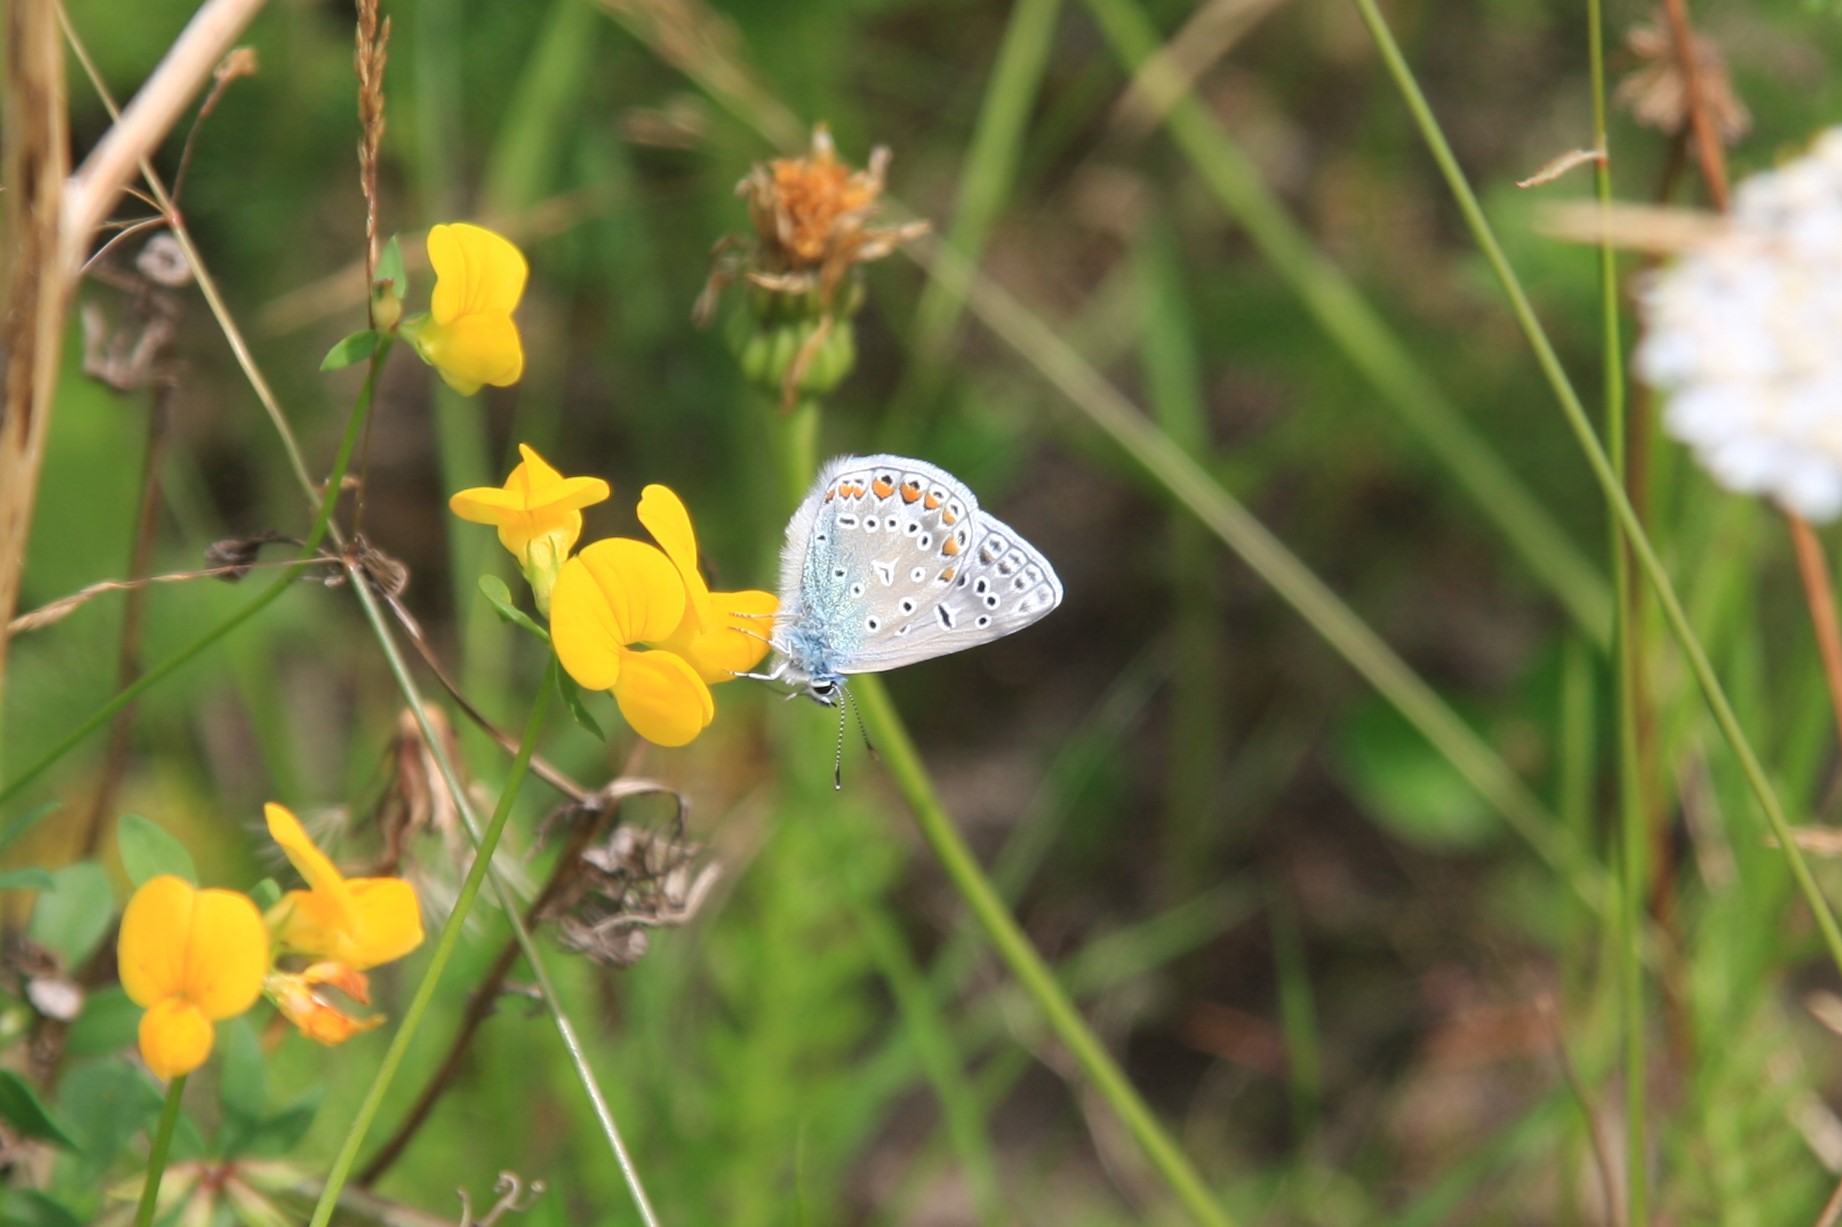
[1635,128,1842,521]
[450,444,611,614]
[408,222,527,395]
[550,487,775,747]
[117,876,268,1079]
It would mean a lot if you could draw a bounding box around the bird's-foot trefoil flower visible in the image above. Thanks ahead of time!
[450,444,611,614]
[117,876,269,1079]
[264,802,424,970]
[266,961,386,1046]
[635,484,777,682]
[404,222,527,395]
[550,537,716,747]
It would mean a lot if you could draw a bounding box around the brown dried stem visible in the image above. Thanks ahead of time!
[355,0,389,289]
[1655,0,1728,211]
[0,0,73,752]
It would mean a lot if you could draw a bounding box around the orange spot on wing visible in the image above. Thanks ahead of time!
[900,482,922,503]
[940,566,956,581]
[825,486,837,502]
[924,493,941,510]
[941,510,957,525]
[872,478,894,498]
[942,536,960,557]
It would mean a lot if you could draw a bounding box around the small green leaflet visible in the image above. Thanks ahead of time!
[478,575,550,640]
[321,329,381,371]
[116,814,198,886]
[0,1071,77,1151]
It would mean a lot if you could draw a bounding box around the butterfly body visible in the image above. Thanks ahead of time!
[773,454,1063,702]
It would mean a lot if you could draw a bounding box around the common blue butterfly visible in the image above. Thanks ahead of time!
[769,454,1064,704]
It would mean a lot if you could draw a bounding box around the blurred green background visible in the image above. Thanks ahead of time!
[9,0,1842,1222]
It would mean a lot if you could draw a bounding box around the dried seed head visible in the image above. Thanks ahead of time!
[542,824,719,968]
[1615,18,1750,143]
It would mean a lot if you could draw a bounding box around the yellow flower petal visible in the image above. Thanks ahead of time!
[418,311,524,395]
[183,888,270,1020]
[428,223,528,323]
[118,875,195,1007]
[264,803,423,969]
[636,484,712,617]
[342,878,424,969]
[516,445,611,515]
[265,804,359,932]
[674,587,779,683]
[553,538,688,663]
[139,998,215,1080]
[615,650,716,747]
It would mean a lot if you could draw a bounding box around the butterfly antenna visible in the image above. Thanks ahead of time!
[851,688,878,762]
[832,686,850,791]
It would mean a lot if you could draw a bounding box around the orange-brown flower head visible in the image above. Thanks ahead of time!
[697,126,929,410]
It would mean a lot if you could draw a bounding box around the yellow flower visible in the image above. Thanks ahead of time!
[449,444,611,614]
[635,484,777,682]
[118,876,269,1079]
[550,538,715,746]
[266,961,386,1046]
[413,222,527,395]
[264,803,424,970]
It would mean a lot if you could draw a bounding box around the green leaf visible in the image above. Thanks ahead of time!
[375,234,407,300]
[62,987,141,1059]
[0,868,53,891]
[249,876,282,910]
[0,800,60,857]
[478,574,550,639]
[218,1017,267,1125]
[54,1061,161,1179]
[0,1189,84,1227]
[116,814,198,887]
[1336,701,1497,851]
[241,1096,320,1157]
[0,1071,77,1150]
[320,329,380,371]
[27,862,113,967]
[557,667,605,741]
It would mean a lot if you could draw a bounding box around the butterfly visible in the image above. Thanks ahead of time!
[768,453,1064,706]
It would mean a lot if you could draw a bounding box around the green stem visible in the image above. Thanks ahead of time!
[0,342,387,809]
[776,399,821,515]
[1587,0,1647,1215]
[852,675,1236,1227]
[1346,0,1842,980]
[308,658,553,1227]
[133,1074,187,1227]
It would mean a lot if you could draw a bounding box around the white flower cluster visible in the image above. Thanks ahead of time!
[1635,128,1842,521]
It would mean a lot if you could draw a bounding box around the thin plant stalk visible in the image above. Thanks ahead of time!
[306,659,554,1227]
[0,339,383,809]
[1788,516,1842,745]
[341,574,661,1227]
[1585,0,1648,1217]
[772,385,1231,1225]
[922,237,1609,913]
[1346,0,1842,981]
[132,1074,187,1227]
[1081,0,1612,646]
[852,674,1236,1227]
